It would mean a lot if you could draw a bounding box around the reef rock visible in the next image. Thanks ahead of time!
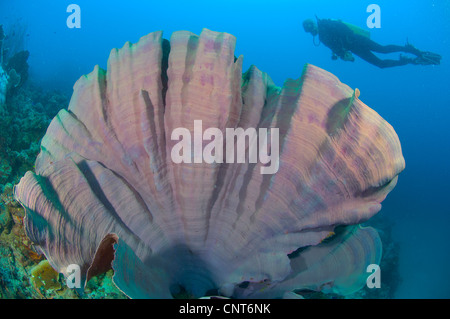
[14,29,405,298]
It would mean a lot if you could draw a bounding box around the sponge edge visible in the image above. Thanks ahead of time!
[111,237,172,299]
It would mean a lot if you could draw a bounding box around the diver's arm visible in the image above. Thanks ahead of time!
[340,51,355,62]
[330,40,348,60]
[329,38,354,62]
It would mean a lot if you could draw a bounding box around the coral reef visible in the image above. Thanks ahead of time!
[0,23,29,105]
[1,139,127,299]
[0,84,70,298]
[0,60,6,106]
[14,29,405,299]
[4,50,29,88]
[0,68,6,106]
[0,84,63,189]
[30,260,61,295]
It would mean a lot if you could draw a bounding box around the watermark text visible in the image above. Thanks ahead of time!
[171,120,280,174]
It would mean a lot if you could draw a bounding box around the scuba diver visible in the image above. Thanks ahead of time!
[303,17,441,68]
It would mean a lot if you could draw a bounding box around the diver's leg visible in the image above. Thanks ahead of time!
[352,50,410,68]
[360,37,422,56]
[366,39,441,64]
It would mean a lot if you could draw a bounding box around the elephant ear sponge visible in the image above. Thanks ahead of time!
[14,28,404,298]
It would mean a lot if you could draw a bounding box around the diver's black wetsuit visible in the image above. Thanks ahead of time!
[317,18,421,68]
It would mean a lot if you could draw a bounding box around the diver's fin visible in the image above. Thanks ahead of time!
[404,39,422,56]
[414,51,442,65]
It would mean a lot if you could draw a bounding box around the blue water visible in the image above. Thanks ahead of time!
[1,0,449,298]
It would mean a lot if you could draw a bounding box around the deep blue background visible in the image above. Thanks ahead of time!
[1,0,449,298]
